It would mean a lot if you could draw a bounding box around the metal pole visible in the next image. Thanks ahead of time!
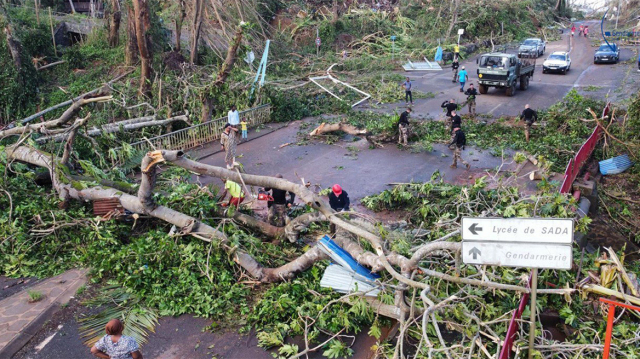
[528,268,538,359]
[602,304,616,359]
[316,28,319,57]
[392,40,394,60]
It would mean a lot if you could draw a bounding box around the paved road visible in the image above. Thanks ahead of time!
[360,21,639,120]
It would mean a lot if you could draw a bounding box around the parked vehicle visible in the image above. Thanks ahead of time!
[542,52,571,74]
[594,43,620,64]
[518,38,546,57]
[476,53,535,96]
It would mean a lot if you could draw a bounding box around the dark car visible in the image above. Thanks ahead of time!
[594,43,620,64]
[518,38,546,57]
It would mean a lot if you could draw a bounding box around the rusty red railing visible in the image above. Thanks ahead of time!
[558,102,610,194]
[599,298,640,359]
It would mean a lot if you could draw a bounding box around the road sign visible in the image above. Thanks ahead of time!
[390,35,396,41]
[461,217,573,244]
[316,37,321,46]
[462,242,572,269]
[458,29,465,35]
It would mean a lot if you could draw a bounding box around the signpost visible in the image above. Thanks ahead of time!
[457,28,464,46]
[461,217,573,359]
[316,28,321,57]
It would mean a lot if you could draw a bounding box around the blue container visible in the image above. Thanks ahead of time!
[599,154,633,175]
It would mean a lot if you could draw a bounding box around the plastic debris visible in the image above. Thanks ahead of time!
[599,154,633,175]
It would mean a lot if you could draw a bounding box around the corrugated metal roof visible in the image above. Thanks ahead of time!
[402,59,442,71]
[318,236,380,281]
[320,264,380,297]
[599,154,633,175]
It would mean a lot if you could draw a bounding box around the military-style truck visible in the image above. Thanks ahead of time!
[476,53,535,96]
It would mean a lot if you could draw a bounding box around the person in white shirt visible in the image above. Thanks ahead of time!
[227,105,240,127]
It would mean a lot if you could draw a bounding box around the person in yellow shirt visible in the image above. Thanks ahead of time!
[219,179,245,207]
[453,44,460,58]
[240,118,248,140]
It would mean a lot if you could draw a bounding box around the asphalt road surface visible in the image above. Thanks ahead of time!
[362,20,639,120]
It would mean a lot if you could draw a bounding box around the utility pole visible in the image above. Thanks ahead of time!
[614,0,620,30]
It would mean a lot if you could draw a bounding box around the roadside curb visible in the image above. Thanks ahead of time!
[0,269,88,359]
[190,123,290,161]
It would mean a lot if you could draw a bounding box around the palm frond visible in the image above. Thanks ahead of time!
[78,287,159,347]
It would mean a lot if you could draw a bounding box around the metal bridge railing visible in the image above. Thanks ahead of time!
[111,105,271,166]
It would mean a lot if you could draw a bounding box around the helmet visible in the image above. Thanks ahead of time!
[332,184,342,196]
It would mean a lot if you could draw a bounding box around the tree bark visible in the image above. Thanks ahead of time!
[201,24,244,122]
[4,25,22,69]
[125,5,138,66]
[0,96,112,138]
[309,122,367,137]
[132,0,153,97]
[175,0,186,52]
[189,0,205,64]
[108,0,121,47]
[36,115,189,143]
[212,25,244,87]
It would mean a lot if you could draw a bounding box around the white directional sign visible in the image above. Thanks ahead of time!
[461,217,573,244]
[462,242,572,270]
[461,217,574,270]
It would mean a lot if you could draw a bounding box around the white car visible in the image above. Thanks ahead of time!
[542,52,571,74]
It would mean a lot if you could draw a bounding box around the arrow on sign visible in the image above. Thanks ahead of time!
[469,247,481,259]
[468,223,483,235]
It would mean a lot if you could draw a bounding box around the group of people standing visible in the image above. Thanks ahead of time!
[571,24,589,37]
[218,105,352,228]
[397,49,539,169]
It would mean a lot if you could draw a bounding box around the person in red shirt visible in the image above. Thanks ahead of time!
[571,25,576,37]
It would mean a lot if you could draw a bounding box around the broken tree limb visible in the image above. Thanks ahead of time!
[1,96,112,138]
[36,114,189,143]
[309,122,367,137]
[582,284,640,306]
[61,114,91,166]
[419,267,574,295]
[20,70,132,125]
[605,247,639,297]
[37,60,66,71]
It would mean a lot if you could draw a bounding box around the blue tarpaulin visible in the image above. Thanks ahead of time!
[434,46,443,62]
[599,154,633,175]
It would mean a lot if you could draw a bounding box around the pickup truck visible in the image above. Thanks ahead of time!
[476,53,535,96]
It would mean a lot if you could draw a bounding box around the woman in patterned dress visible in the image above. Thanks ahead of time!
[220,123,239,169]
[90,319,143,359]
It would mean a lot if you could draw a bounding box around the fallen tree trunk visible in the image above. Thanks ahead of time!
[36,114,189,143]
[309,122,397,147]
[6,145,332,283]
[37,60,66,71]
[231,210,327,242]
[19,70,132,125]
[309,122,367,137]
[1,96,112,138]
